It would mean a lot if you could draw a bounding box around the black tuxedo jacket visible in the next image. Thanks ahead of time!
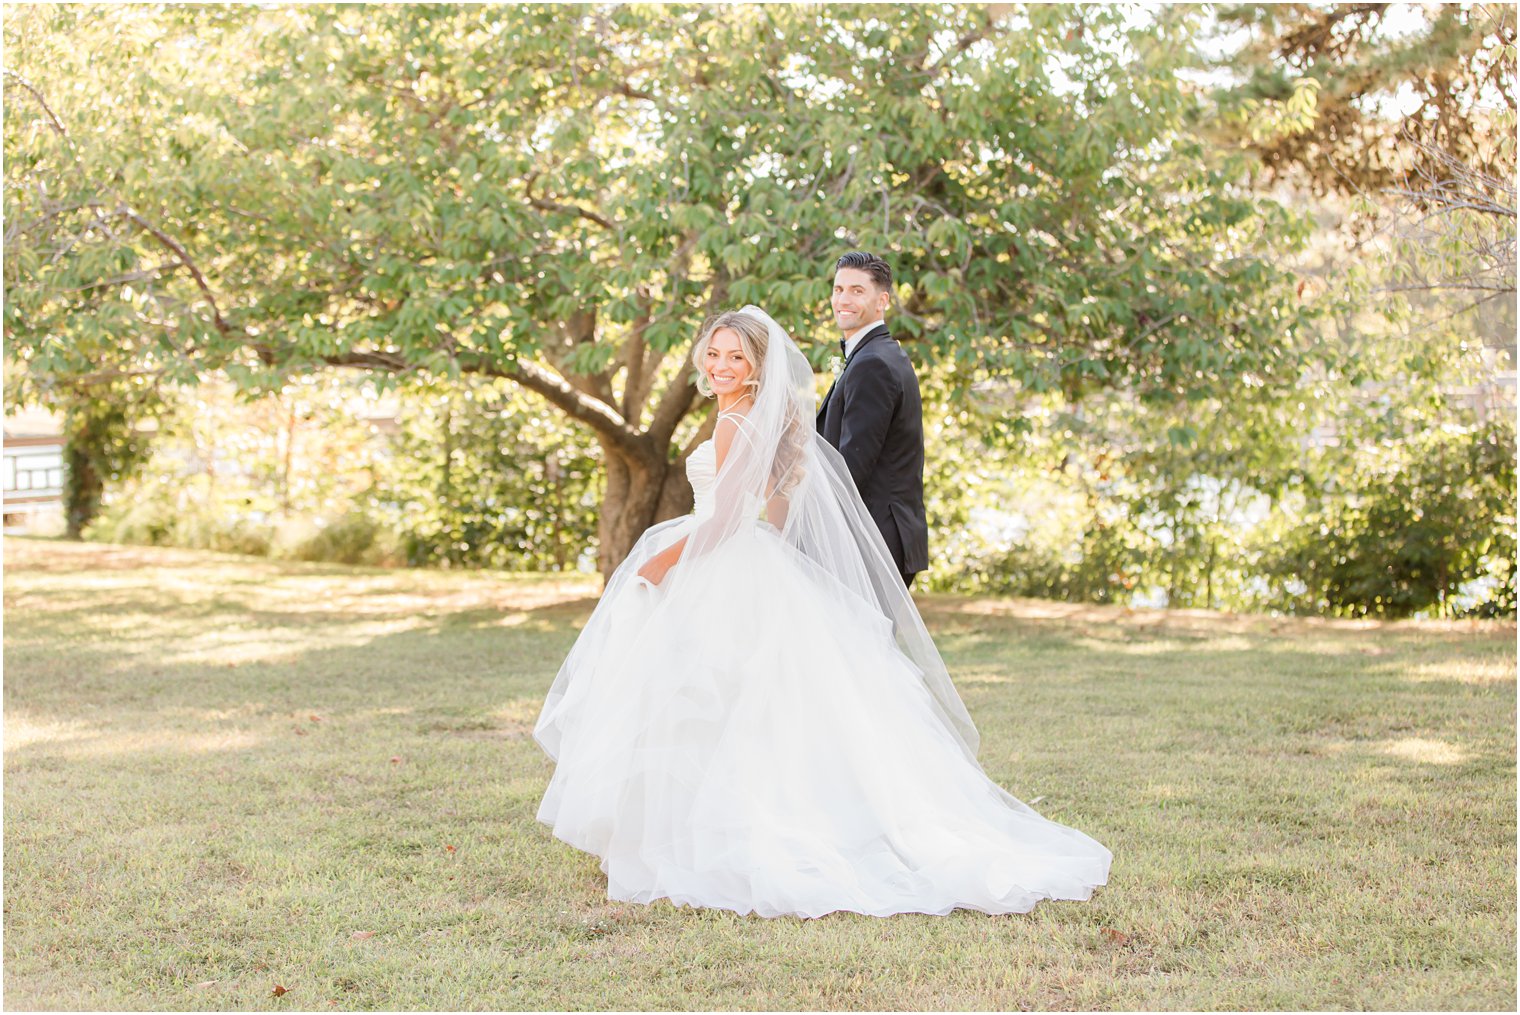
[816,322,929,577]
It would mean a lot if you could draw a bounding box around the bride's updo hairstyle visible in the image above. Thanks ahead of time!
[692,310,769,398]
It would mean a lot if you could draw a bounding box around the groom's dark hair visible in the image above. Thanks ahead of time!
[836,251,892,294]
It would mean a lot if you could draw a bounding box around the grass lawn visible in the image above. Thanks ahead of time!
[3,538,1514,1011]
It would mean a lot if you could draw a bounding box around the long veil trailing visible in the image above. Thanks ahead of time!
[537,305,980,760]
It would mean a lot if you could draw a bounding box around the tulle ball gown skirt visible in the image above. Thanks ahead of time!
[534,521,1111,918]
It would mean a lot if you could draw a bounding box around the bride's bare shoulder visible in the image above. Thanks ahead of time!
[712,405,759,460]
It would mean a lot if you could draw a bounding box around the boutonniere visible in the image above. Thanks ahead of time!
[829,355,843,376]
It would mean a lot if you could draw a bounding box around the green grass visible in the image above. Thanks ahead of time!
[4,538,1514,1011]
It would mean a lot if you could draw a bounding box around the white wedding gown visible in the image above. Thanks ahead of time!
[534,436,1112,918]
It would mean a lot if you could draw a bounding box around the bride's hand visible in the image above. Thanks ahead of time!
[637,557,672,586]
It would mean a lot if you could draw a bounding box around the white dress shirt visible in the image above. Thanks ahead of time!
[843,320,885,359]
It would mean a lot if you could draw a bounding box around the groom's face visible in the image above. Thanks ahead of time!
[831,268,890,335]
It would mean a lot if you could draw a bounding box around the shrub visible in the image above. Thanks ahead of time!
[1258,419,1517,618]
[88,494,273,558]
[274,509,401,567]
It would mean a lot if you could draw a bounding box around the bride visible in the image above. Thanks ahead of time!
[534,306,1111,918]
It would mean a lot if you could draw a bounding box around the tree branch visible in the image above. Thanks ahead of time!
[1132,311,1183,347]
[524,171,617,231]
[620,293,653,421]
[484,356,642,454]
[647,367,702,447]
[612,81,655,102]
[540,307,617,406]
[3,199,105,250]
[321,349,413,371]
[260,333,643,455]
[119,208,230,334]
[3,70,71,141]
[53,261,182,294]
[921,12,993,78]
[678,407,717,463]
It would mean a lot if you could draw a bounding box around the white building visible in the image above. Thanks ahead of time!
[3,407,65,534]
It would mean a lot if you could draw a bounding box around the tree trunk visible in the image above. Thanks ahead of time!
[1204,538,1217,611]
[279,396,297,514]
[595,437,693,581]
[63,434,102,539]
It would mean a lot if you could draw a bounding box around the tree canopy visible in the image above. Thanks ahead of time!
[1209,2,1516,193]
[8,3,1308,574]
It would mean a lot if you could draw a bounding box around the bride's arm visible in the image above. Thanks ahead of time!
[636,415,744,585]
[764,496,789,529]
[636,537,686,585]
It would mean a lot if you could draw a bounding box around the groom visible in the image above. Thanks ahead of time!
[816,251,929,588]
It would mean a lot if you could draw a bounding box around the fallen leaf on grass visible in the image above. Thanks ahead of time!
[389,756,403,764]
[272,984,290,997]
[309,714,324,723]
[1101,927,1131,945]
[444,844,457,854]
[193,980,218,989]
[350,931,376,940]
